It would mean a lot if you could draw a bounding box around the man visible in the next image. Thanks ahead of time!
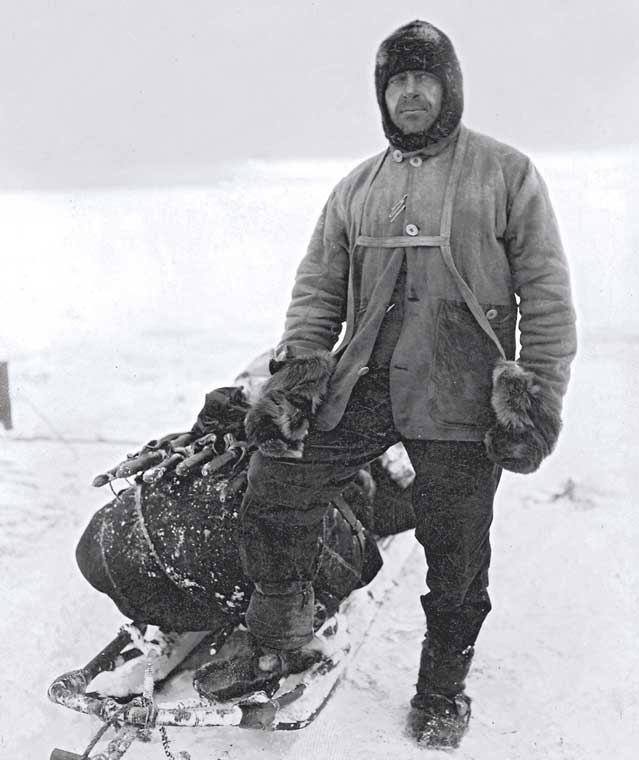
[206,20,577,748]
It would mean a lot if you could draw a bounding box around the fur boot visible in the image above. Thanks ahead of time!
[244,349,336,458]
[484,359,562,473]
[407,634,474,747]
[407,692,471,748]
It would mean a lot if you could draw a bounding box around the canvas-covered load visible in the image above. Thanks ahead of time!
[76,461,385,632]
[76,383,415,633]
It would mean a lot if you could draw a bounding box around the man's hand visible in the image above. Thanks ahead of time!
[484,360,562,474]
[244,349,336,459]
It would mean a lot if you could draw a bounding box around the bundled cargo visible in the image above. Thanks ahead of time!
[76,385,400,633]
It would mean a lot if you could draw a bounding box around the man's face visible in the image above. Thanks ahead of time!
[384,70,443,135]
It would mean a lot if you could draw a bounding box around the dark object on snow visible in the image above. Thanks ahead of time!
[484,359,562,473]
[244,349,336,459]
[0,361,12,430]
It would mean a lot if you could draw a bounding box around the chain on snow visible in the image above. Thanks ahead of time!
[159,726,191,760]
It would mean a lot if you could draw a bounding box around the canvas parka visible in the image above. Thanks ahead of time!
[277,125,577,441]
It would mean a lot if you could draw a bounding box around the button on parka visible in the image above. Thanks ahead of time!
[277,21,577,442]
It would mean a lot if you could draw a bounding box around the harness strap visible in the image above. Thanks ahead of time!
[356,234,447,248]
[331,493,368,562]
[354,150,390,244]
[438,128,506,359]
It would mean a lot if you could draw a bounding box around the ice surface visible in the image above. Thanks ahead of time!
[1,147,638,758]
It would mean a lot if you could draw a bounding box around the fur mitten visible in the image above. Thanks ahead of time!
[484,359,562,474]
[244,349,336,458]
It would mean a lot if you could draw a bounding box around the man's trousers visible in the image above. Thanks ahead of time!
[239,368,501,688]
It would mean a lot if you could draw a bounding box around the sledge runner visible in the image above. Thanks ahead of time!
[235,20,577,750]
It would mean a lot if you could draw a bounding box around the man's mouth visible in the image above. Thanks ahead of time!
[398,103,429,114]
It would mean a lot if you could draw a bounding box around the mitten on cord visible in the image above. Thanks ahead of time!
[484,359,562,474]
[244,349,336,458]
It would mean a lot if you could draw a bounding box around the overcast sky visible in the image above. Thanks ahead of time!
[2,0,638,189]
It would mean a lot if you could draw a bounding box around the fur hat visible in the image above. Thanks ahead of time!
[375,20,464,152]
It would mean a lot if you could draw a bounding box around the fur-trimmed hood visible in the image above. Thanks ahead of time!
[375,20,464,152]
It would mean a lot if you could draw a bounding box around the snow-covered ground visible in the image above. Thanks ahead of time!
[1,146,638,759]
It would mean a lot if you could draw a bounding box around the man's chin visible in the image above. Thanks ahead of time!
[396,115,433,135]
[399,123,431,136]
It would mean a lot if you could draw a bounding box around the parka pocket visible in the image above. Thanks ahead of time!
[429,300,516,429]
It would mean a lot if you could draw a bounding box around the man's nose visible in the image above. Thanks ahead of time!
[403,73,417,94]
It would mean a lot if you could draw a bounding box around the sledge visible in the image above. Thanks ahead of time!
[47,383,417,759]
[48,531,416,759]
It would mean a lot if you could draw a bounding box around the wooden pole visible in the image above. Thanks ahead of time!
[0,361,12,430]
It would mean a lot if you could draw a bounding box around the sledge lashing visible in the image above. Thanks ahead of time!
[48,386,416,759]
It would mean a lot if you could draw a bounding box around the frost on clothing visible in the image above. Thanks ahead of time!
[278,126,577,440]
